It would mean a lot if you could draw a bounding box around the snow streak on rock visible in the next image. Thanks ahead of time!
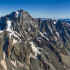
[10,60,17,67]
[40,32,49,41]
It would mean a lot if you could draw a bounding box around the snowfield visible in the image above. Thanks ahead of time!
[6,20,21,44]
[6,20,12,31]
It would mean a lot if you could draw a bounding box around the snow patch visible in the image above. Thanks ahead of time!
[6,20,11,31]
[28,39,30,41]
[53,21,56,24]
[0,30,3,33]
[34,25,37,27]
[12,39,18,45]
[15,11,19,18]
[25,42,26,44]
[28,27,31,32]
[30,42,41,56]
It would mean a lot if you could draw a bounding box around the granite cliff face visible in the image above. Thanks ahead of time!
[0,10,70,70]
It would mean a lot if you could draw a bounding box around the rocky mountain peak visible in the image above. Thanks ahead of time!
[0,9,70,70]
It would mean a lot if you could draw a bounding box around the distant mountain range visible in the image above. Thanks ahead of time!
[41,18,70,23]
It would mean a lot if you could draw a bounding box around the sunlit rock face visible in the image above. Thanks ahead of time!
[0,9,70,70]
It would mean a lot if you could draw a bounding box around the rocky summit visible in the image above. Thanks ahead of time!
[0,9,70,70]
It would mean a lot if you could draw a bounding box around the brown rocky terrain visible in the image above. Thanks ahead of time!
[0,9,70,70]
